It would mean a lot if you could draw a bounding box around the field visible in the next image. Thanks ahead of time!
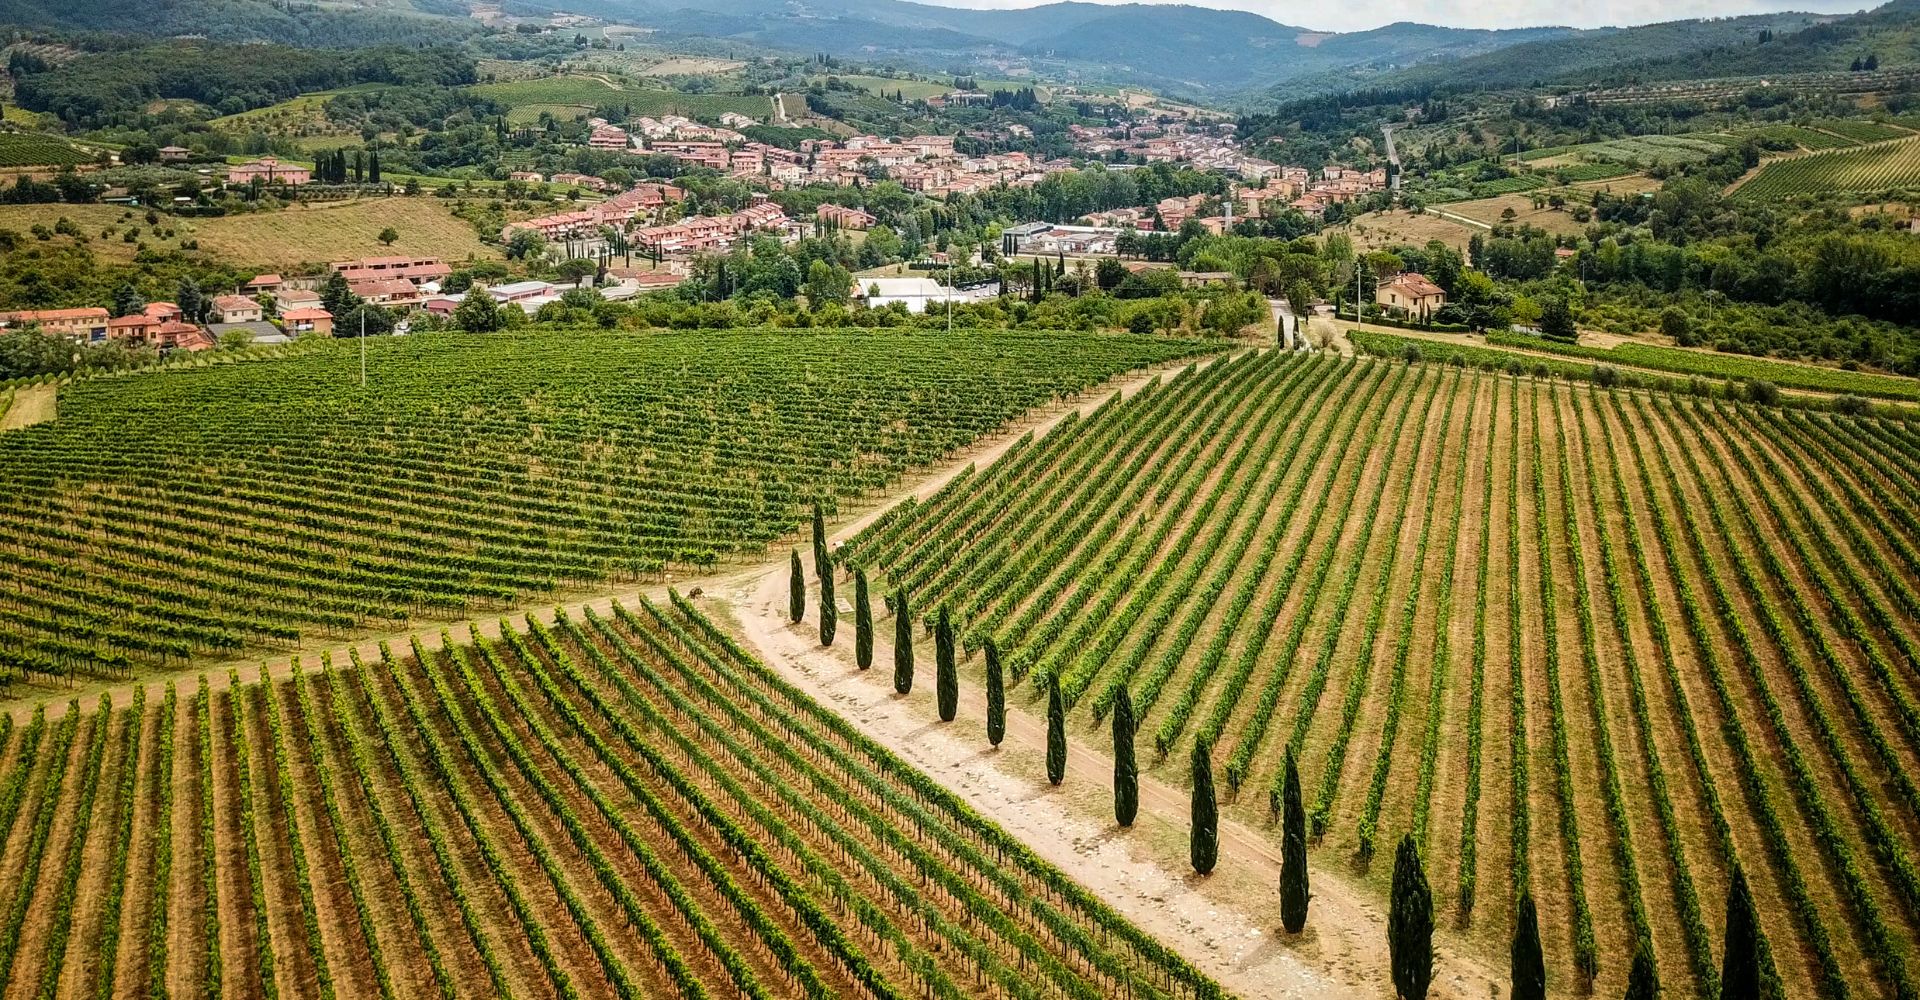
[841,350,1920,998]
[1734,134,1920,200]
[0,596,1222,999]
[1486,332,1920,401]
[469,76,771,125]
[0,132,94,168]
[1523,133,1738,168]
[0,330,1208,688]
[0,197,498,268]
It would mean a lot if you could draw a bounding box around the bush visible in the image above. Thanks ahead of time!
[1744,379,1781,406]
[1591,364,1620,387]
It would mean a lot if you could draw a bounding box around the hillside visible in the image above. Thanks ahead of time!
[0,0,477,46]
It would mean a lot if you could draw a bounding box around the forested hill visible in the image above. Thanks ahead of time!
[1264,0,1919,100]
[0,0,479,47]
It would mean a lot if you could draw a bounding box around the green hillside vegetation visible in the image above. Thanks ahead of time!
[470,75,770,124]
[0,131,95,167]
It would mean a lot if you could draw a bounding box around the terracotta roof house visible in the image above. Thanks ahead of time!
[347,277,425,307]
[280,307,334,336]
[330,256,451,285]
[245,274,284,293]
[210,295,264,324]
[227,157,312,186]
[1376,272,1447,319]
[273,289,322,314]
[0,307,111,341]
[817,204,878,230]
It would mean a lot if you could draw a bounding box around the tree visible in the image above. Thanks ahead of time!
[853,567,873,669]
[1511,892,1546,1000]
[111,283,145,318]
[1625,944,1659,1000]
[935,605,957,721]
[818,554,837,646]
[1721,865,1760,1000]
[176,278,205,323]
[893,590,914,694]
[811,501,827,581]
[1280,751,1309,933]
[1046,676,1066,785]
[1389,835,1434,1000]
[378,226,399,246]
[453,292,503,332]
[1190,740,1217,874]
[320,270,359,318]
[1660,307,1696,347]
[789,550,805,624]
[985,637,1005,747]
[1539,296,1577,342]
[1112,686,1138,826]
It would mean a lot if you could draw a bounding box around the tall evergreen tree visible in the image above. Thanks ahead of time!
[1721,865,1760,1000]
[819,555,837,646]
[1389,835,1434,1000]
[1511,891,1546,1000]
[1625,944,1659,1000]
[811,501,827,581]
[1190,740,1217,875]
[789,550,805,624]
[1112,687,1138,827]
[935,605,957,721]
[1280,751,1309,933]
[985,638,1005,746]
[853,567,873,669]
[893,590,914,694]
[1046,677,1065,786]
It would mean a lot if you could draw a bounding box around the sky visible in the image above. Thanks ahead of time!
[916,0,1872,32]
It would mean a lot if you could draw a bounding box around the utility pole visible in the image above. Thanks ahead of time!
[359,310,366,387]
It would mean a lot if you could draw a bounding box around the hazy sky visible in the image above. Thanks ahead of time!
[919,0,1871,33]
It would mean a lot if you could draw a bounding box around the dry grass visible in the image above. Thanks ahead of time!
[0,197,497,269]
[1334,208,1478,252]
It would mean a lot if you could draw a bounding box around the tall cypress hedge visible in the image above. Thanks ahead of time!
[818,555,837,646]
[1512,891,1545,1000]
[935,605,957,722]
[1280,750,1309,934]
[853,567,872,669]
[985,638,1005,747]
[1190,740,1217,875]
[1721,865,1760,1000]
[1046,677,1066,786]
[892,590,914,694]
[1389,834,1433,1000]
[1113,687,1138,827]
[788,550,805,624]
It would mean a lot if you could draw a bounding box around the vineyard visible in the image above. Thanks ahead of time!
[0,329,1208,689]
[0,596,1224,999]
[842,350,1920,998]
[0,132,94,168]
[1735,134,1920,200]
[1482,332,1920,402]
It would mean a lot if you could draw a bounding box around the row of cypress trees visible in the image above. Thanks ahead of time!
[789,505,1763,1000]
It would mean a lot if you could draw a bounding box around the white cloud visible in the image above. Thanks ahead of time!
[916,0,1871,33]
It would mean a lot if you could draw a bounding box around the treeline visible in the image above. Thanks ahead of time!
[0,0,478,48]
[11,40,476,125]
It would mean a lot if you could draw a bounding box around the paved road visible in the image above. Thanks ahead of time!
[1382,125,1400,192]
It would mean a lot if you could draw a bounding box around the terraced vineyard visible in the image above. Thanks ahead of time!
[1736,134,1920,200]
[0,596,1224,999]
[0,132,94,167]
[843,351,1920,998]
[0,329,1207,688]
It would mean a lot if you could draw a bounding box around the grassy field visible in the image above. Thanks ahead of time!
[1734,133,1920,200]
[842,349,1920,999]
[0,197,497,269]
[470,75,770,125]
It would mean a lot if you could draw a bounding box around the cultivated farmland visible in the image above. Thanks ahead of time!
[842,351,1920,998]
[0,597,1224,999]
[0,330,1208,688]
[1736,134,1920,200]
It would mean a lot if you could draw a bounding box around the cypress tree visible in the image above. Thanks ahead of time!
[893,590,914,694]
[985,638,1005,746]
[819,555,837,646]
[811,501,827,581]
[935,605,957,721]
[1112,687,1138,827]
[853,567,873,670]
[789,550,805,624]
[1721,865,1760,1000]
[1389,834,1433,1000]
[1046,677,1066,786]
[1280,751,1309,933]
[1511,891,1546,1000]
[1624,943,1659,1000]
[1190,740,1217,875]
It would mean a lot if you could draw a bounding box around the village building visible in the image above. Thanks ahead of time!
[244,274,284,295]
[0,307,111,341]
[330,256,451,286]
[209,294,264,324]
[1376,272,1448,320]
[227,158,312,186]
[816,204,878,230]
[273,288,322,315]
[280,307,334,336]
